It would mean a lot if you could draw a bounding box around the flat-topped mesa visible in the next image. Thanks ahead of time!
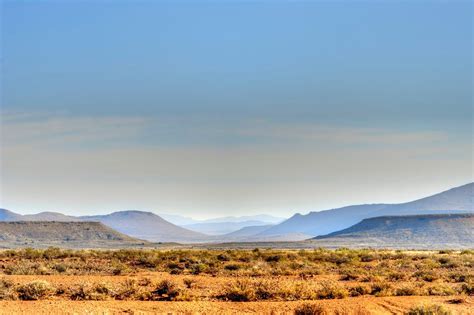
[0,221,148,248]
[312,214,474,249]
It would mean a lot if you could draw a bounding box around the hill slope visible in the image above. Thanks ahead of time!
[0,209,23,221]
[313,214,474,248]
[261,182,473,237]
[222,224,274,238]
[81,211,208,242]
[0,221,147,248]
[183,220,270,235]
[22,212,81,221]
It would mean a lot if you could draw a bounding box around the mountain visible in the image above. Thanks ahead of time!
[81,210,209,242]
[218,224,312,242]
[374,182,473,216]
[183,220,271,235]
[22,212,81,221]
[222,224,273,239]
[0,209,23,221]
[201,215,285,224]
[0,221,148,248]
[161,213,285,228]
[158,213,199,225]
[260,204,388,238]
[261,182,473,237]
[313,214,474,249]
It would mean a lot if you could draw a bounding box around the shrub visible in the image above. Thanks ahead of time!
[151,280,180,301]
[217,254,230,261]
[339,269,359,281]
[294,303,326,315]
[413,270,439,282]
[17,280,54,300]
[190,263,207,275]
[53,263,67,273]
[407,304,451,315]
[394,285,419,296]
[349,284,370,297]
[224,264,241,271]
[460,282,474,295]
[265,255,282,263]
[69,282,114,301]
[387,272,407,281]
[0,278,16,300]
[220,279,255,301]
[115,279,140,300]
[254,280,274,300]
[316,281,348,299]
[371,282,393,297]
[446,298,465,304]
[426,285,455,296]
[183,278,196,289]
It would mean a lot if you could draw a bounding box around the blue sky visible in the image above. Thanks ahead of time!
[1,1,472,218]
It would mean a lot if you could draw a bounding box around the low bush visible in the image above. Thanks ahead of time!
[17,280,54,300]
[407,304,451,315]
[394,285,420,296]
[316,281,348,299]
[0,278,16,300]
[151,280,180,301]
[219,279,256,302]
[294,303,326,315]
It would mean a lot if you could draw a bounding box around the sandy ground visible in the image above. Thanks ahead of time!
[0,297,472,315]
[0,274,472,314]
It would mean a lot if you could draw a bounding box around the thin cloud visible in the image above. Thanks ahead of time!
[1,112,450,150]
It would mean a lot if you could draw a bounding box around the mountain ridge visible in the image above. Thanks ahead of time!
[260,182,473,238]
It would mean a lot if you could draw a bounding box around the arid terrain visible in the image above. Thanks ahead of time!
[0,248,472,314]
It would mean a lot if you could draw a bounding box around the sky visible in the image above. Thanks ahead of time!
[0,0,472,219]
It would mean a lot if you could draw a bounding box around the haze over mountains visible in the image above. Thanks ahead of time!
[0,182,472,244]
[160,214,284,235]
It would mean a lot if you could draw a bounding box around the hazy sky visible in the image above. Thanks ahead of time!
[1,1,472,219]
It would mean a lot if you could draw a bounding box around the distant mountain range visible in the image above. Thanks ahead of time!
[160,213,284,225]
[159,214,285,235]
[258,182,473,239]
[0,182,472,244]
[183,220,272,235]
[313,214,474,249]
